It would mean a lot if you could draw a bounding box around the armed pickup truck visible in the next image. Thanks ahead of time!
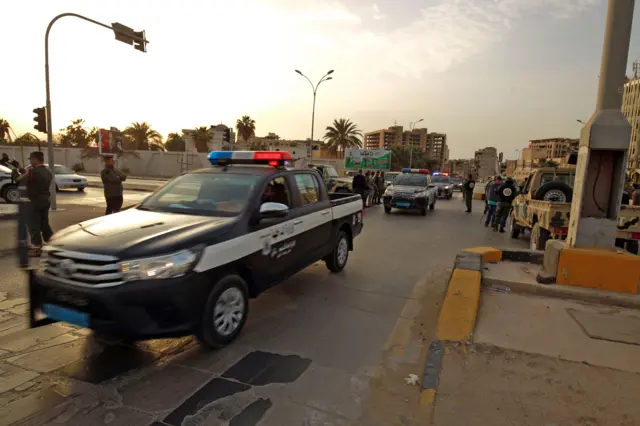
[29,151,364,349]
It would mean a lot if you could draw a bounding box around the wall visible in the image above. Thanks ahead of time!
[0,146,211,177]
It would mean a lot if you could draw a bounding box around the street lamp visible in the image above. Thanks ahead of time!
[408,118,424,168]
[44,13,148,209]
[577,119,586,124]
[295,69,334,142]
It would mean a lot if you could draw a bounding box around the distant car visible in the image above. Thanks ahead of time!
[383,172,400,189]
[383,168,437,216]
[431,173,454,199]
[0,164,21,203]
[26,164,88,192]
[451,177,464,191]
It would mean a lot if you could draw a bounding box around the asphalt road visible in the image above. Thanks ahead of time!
[0,194,529,425]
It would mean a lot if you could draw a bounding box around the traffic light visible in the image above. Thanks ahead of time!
[223,128,231,143]
[33,107,46,133]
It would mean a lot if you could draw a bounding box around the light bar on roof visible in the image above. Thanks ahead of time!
[208,151,293,167]
[401,168,430,174]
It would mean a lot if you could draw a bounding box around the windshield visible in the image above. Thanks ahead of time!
[384,173,399,182]
[53,165,73,174]
[139,172,260,216]
[451,177,463,183]
[323,166,339,179]
[431,176,451,183]
[393,174,427,186]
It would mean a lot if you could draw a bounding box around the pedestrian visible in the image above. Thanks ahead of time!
[462,173,476,213]
[377,171,385,204]
[18,151,53,257]
[484,176,501,227]
[494,177,518,233]
[364,171,373,207]
[632,183,640,206]
[352,169,367,207]
[101,155,127,215]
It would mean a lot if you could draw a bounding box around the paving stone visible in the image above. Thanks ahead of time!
[0,387,66,426]
[0,323,73,352]
[0,298,28,310]
[0,363,40,394]
[7,304,29,315]
[14,380,36,391]
[54,404,154,426]
[6,338,96,373]
[0,314,28,337]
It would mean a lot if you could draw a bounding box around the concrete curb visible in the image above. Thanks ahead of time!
[419,245,640,408]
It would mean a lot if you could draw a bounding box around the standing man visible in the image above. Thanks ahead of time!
[494,177,518,233]
[484,176,501,227]
[352,169,367,206]
[462,173,476,213]
[19,151,53,257]
[101,155,127,215]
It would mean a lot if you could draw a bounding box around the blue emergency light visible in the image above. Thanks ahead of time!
[208,151,293,167]
[401,168,430,174]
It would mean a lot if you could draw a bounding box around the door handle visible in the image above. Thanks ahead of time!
[321,211,330,215]
[294,220,303,225]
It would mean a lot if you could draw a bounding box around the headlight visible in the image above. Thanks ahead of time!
[414,191,427,198]
[384,187,393,196]
[119,248,201,282]
[444,186,450,190]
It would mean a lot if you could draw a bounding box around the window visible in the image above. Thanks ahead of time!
[294,173,320,205]
[53,165,73,175]
[140,172,260,216]
[261,176,291,207]
[539,173,574,188]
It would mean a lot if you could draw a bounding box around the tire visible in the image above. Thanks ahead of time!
[509,214,520,239]
[2,185,20,203]
[615,238,626,249]
[534,181,573,203]
[429,199,435,210]
[384,206,391,213]
[326,231,350,272]
[77,187,85,192]
[196,275,249,349]
[530,222,550,251]
[627,240,639,255]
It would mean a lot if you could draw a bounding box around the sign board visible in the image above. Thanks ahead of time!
[98,129,112,155]
[344,149,391,171]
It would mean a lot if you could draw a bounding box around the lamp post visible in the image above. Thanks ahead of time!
[408,118,424,168]
[295,69,334,142]
[44,13,148,209]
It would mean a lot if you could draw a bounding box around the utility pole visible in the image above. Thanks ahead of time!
[295,70,334,142]
[567,0,635,248]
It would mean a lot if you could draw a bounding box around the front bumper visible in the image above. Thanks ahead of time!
[29,270,212,339]
[383,196,427,210]
[435,188,452,198]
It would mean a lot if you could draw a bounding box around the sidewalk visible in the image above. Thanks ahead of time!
[0,205,107,256]
[424,248,640,425]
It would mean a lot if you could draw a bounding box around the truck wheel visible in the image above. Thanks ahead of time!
[326,231,349,272]
[533,181,573,203]
[530,223,550,251]
[509,215,520,239]
[627,240,639,255]
[615,238,626,249]
[384,206,391,213]
[429,200,435,210]
[196,275,249,349]
[2,185,20,203]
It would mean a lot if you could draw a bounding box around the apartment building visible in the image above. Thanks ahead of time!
[401,128,429,151]
[426,133,449,169]
[528,138,578,159]
[445,159,473,176]
[474,147,499,180]
[623,76,640,170]
[363,126,403,150]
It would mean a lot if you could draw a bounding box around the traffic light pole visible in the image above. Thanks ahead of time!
[44,13,148,210]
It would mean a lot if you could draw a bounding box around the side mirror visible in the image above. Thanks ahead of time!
[259,202,289,219]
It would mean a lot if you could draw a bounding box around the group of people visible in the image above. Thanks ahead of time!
[351,169,385,206]
[13,151,127,257]
[483,175,519,232]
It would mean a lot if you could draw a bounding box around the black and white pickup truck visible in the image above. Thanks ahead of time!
[29,151,364,348]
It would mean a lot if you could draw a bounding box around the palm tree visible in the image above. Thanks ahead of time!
[323,118,362,157]
[124,122,164,151]
[165,132,186,152]
[192,126,211,152]
[0,119,11,142]
[236,115,256,143]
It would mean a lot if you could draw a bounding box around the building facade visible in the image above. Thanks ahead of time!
[426,133,449,170]
[363,126,404,150]
[528,138,578,160]
[622,77,640,170]
[473,147,499,180]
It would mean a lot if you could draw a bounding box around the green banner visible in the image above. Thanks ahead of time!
[344,149,391,171]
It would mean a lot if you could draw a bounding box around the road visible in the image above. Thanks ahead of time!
[0,194,529,425]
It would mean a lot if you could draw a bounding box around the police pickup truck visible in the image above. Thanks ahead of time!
[382,168,437,216]
[29,151,364,349]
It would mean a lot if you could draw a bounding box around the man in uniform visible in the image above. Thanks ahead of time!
[462,173,475,213]
[19,151,53,256]
[494,177,518,232]
[101,155,127,215]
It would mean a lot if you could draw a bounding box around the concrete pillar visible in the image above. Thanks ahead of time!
[567,0,635,248]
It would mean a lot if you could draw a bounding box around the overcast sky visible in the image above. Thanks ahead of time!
[2,0,640,159]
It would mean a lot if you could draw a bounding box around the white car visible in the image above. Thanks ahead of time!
[26,164,88,192]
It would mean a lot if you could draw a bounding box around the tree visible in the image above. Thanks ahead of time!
[165,132,186,152]
[323,118,362,157]
[58,119,96,148]
[124,122,164,151]
[14,133,43,148]
[0,119,11,143]
[390,144,439,171]
[192,126,211,153]
[235,115,256,143]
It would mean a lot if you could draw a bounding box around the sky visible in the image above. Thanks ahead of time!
[2,0,640,159]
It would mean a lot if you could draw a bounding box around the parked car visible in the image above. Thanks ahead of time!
[26,164,88,192]
[0,164,21,203]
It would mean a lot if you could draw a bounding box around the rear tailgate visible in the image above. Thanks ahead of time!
[330,194,363,234]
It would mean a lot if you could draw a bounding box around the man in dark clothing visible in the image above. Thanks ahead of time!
[462,173,476,213]
[19,151,53,256]
[484,176,501,227]
[0,153,10,166]
[494,177,518,232]
[352,169,367,206]
[101,156,127,215]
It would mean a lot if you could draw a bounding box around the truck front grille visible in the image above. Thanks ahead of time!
[42,247,124,287]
